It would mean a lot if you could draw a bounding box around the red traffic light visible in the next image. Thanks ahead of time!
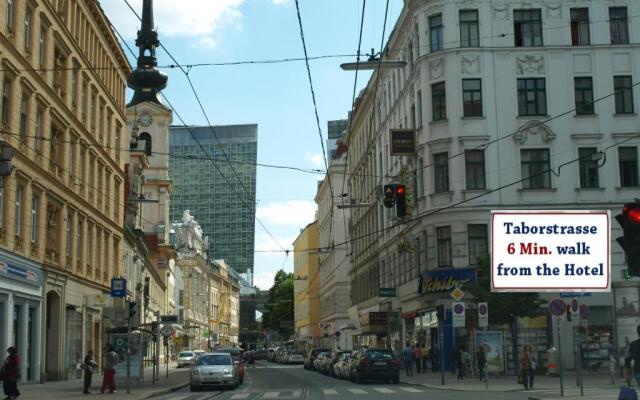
[629,208,640,224]
[395,185,405,195]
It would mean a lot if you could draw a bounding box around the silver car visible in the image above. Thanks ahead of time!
[177,351,195,368]
[190,353,238,391]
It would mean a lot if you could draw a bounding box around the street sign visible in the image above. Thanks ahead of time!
[160,315,178,323]
[160,326,174,337]
[549,299,566,316]
[579,304,589,320]
[379,288,397,297]
[110,278,127,298]
[450,287,465,301]
[208,319,219,324]
[452,302,465,327]
[389,129,416,156]
[478,302,488,328]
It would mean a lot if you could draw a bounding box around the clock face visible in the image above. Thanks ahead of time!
[138,112,153,127]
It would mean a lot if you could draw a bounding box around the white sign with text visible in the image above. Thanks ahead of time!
[491,210,610,292]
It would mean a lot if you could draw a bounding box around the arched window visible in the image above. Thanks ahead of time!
[139,132,152,156]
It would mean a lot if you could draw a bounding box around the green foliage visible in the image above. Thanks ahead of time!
[470,256,545,326]
[260,270,294,337]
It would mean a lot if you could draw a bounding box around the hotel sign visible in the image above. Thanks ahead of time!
[0,261,39,284]
[389,129,416,156]
[418,267,477,294]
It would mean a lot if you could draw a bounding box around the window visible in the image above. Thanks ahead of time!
[574,77,594,115]
[614,76,634,114]
[34,109,42,152]
[578,147,599,189]
[68,137,75,175]
[517,78,547,116]
[610,7,629,45]
[465,150,486,190]
[431,82,446,121]
[24,8,32,50]
[14,185,22,236]
[71,62,79,105]
[514,9,543,47]
[66,212,72,257]
[81,81,87,121]
[7,0,13,32]
[76,219,82,261]
[416,90,422,127]
[462,79,482,117]
[115,129,121,160]
[38,26,46,67]
[468,224,488,265]
[619,147,639,187]
[434,152,449,193]
[2,79,10,127]
[0,177,3,227]
[521,149,551,189]
[429,14,443,52]
[19,95,27,140]
[460,10,479,47]
[417,158,424,197]
[570,8,590,46]
[30,196,38,243]
[436,226,452,268]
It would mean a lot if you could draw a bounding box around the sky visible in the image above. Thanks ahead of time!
[100,0,402,290]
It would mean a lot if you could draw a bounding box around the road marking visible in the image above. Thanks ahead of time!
[262,392,280,398]
[230,394,252,399]
[400,387,423,393]
[322,389,338,395]
[290,390,302,397]
[348,388,367,394]
[373,387,395,393]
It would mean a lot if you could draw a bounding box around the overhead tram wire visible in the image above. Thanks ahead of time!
[293,0,338,244]
[109,11,288,255]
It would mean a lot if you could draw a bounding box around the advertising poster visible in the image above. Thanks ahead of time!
[111,333,142,382]
[475,331,504,373]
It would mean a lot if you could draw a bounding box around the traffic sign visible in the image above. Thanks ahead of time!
[452,302,465,328]
[110,278,127,298]
[379,288,397,297]
[478,302,488,328]
[161,315,178,323]
[160,325,174,337]
[579,304,589,320]
[451,287,464,301]
[549,299,566,316]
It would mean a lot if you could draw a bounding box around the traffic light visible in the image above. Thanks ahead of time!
[383,184,395,208]
[128,301,139,319]
[395,184,406,217]
[436,304,445,321]
[615,201,640,276]
[0,142,15,177]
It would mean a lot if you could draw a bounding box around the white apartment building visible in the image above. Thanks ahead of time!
[344,0,640,371]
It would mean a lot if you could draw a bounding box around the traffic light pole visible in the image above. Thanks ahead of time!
[126,300,132,395]
[439,323,445,386]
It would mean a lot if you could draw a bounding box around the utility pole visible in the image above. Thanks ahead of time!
[126,300,132,395]
[155,312,161,383]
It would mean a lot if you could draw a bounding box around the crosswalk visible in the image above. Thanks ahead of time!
[167,386,427,400]
[527,387,620,399]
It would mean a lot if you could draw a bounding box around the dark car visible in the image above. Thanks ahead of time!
[323,350,351,377]
[304,348,329,370]
[349,348,400,384]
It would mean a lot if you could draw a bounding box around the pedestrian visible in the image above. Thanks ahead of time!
[250,350,256,367]
[1,347,20,400]
[413,344,422,373]
[477,345,487,383]
[520,344,536,390]
[402,342,414,377]
[455,345,465,381]
[100,344,118,394]
[625,324,640,387]
[82,350,98,394]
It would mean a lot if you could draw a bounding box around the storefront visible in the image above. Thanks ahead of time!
[0,250,44,382]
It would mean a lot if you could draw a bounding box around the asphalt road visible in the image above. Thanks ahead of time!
[151,361,533,400]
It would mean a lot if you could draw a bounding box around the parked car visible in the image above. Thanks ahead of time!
[193,350,205,360]
[177,351,196,368]
[190,353,239,391]
[324,350,350,376]
[304,348,329,370]
[349,348,400,384]
[216,348,244,384]
[286,351,305,365]
[255,349,268,360]
[332,352,352,379]
[313,352,330,371]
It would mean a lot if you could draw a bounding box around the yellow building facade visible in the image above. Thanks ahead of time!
[293,221,321,347]
[0,0,129,382]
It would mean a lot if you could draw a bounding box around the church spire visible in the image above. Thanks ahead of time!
[126,0,168,107]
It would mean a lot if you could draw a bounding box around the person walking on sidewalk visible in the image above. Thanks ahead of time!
[413,345,422,373]
[1,347,20,400]
[455,345,465,381]
[625,324,640,386]
[100,345,118,394]
[402,343,414,377]
[82,350,98,394]
[520,344,536,390]
[477,345,487,383]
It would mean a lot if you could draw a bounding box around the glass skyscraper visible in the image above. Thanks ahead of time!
[169,125,257,283]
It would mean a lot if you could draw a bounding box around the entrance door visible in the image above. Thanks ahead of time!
[45,291,61,380]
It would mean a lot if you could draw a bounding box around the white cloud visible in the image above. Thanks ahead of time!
[305,152,325,168]
[271,0,290,4]
[99,0,243,48]
[253,271,276,290]
[256,201,317,227]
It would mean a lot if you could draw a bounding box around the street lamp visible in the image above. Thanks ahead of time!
[340,49,406,71]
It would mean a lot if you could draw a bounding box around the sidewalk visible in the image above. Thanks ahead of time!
[400,369,628,399]
[18,362,189,400]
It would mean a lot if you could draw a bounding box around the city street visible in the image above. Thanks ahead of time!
[150,362,529,400]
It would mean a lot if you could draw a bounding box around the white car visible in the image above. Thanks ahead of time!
[286,351,304,364]
[178,351,196,368]
[190,353,239,391]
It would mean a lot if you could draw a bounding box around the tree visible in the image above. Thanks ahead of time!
[261,270,294,338]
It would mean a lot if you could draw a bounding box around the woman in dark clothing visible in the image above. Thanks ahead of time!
[477,345,487,382]
[455,345,465,381]
[520,344,536,390]
[83,350,98,394]
[1,346,20,400]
